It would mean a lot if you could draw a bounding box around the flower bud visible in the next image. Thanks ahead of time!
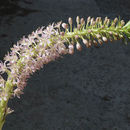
[121,20,125,27]
[93,40,98,46]
[69,44,74,49]
[80,18,85,25]
[98,39,103,45]
[104,20,107,25]
[85,40,91,48]
[105,17,108,21]
[68,44,74,55]
[68,49,74,55]
[114,33,118,37]
[106,19,110,26]
[62,23,68,29]
[114,17,118,23]
[83,39,88,45]
[90,18,94,25]
[68,17,72,25]
[96,17,99,23]
[85,41,89,48]
[76,42,82,51]
[76,16,80,24]
[98,17,101,22]
[87,16,91,23]
[109,31,113,35]
[102,37,107,42]
[88,40,92,47]
[96,34,101,39]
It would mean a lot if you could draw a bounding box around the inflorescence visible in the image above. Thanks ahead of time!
[0,16,130,118]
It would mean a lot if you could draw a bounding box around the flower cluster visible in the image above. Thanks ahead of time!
[0,24,69,99]
[0,16,129,100]
[0,16,130,129]
[60,16,129,54]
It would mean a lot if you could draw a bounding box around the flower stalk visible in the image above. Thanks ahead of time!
[0,16,130,129]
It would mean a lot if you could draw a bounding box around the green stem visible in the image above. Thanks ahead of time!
[0,79,13,130]
[0,116,5,130]
[63,27,125,39]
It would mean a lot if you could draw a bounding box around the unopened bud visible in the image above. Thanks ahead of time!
[96,34,101,39]
[105,17,108,21]
[93,40,98,46]
[87,16,91,23]
[69,44,74,49]
[68,44,74,55]
[102,37,107,42]
[85,41,89,48]
[98,39,103,45]
[76,16,80,24]
[83,39,88,45]
[80,18,85,25]
[89,40,92,47]
[69,49,74,55]
[104,19,107,25]
[68,17,72,25]
[113,33,118,40]
[76,42,82,51]
[107,19,110,26]
[114,17,118,23]
[90,18,94,25]
[62,23,68,29]
[84,40,91,48]
[114,33,118,37]
[98,17,101,22]
[96,17,99,23]
[109,31,113,35]
[121,20,125,27]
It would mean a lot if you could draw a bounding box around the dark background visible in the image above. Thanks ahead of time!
[0,0,130,129]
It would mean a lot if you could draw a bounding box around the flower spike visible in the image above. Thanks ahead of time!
[0,16,129,129]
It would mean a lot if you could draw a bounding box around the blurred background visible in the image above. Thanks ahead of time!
[0,0,130,129]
